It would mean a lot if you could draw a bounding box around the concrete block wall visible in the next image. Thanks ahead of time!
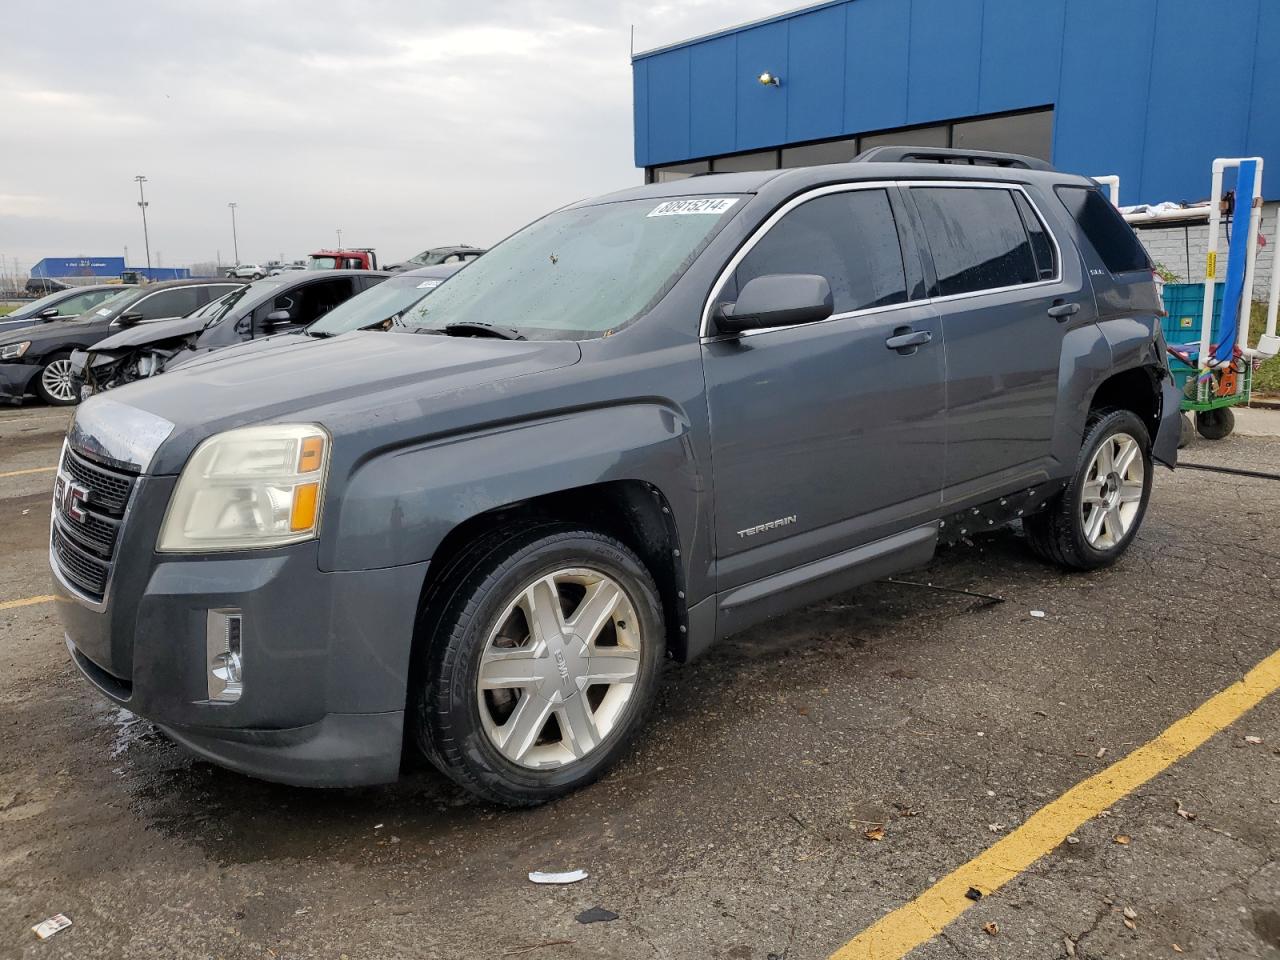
[1134,201,1277,299]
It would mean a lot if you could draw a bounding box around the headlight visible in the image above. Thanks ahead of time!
[157,423,330,552]
[1,341,31,360]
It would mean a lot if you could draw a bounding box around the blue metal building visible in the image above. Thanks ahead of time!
[632,0,1280,205]
[31,257,190,282]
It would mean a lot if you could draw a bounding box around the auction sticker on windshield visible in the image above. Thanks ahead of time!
[647,198,739,217]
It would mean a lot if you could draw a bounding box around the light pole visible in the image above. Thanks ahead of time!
[134,175,152,272]
[228,203,240,265]
[336,228,342,248]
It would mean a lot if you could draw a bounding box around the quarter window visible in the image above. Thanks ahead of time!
[911,187,1041,296]
[728,189,909,315]
[1013,191,1057,280]
[1056,186,1151,275]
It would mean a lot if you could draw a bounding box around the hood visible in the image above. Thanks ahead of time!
[90,314,207,353]
[0,312,108,350]
[83,330,581,474]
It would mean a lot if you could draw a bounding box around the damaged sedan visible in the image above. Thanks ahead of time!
[74,269,386,396]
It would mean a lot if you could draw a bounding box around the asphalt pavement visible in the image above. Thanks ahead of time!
[1,403,1277,959]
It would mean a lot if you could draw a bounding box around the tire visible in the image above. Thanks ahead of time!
[1024,409,1153,570]
[35,352,79,406]
[251,273,263,280]
[411,524,665,806]
[1178,412,1194,449]
[1195,408,1235,441]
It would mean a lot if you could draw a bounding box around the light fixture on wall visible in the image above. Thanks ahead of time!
[758,72,781,87]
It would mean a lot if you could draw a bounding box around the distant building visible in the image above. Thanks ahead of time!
[30,257,190,284]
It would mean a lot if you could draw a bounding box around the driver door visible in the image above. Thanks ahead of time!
[701,185,947,617]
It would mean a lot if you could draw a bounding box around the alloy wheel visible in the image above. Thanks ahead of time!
[476,567,642,770]
[1080,431,1145,549]
[41,359,77,403]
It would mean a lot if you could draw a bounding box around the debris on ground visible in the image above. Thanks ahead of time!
[864,826,885,841]
[1113,834,1131,845]
[1176,800,1197,821]
[982,921,999,936]
[575,907,619,924]
[1244,735,1263,745]
[528,869,588,885]
[32,914,72,940]
[988,822,1005,833]
[1065,835,1080,845]
[1064,936,1077,956]
[1172,944,1184,953]
[965,887,983,901]
[500,939,575,957]
[1122,906,1138,930]
[1095,747,1108,759]
[1030,610,1046,618]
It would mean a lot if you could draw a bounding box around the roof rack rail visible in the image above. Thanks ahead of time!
[852,145,1055,172]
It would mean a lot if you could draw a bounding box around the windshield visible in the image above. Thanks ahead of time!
[308,256,337,270]
[81,288,139,321]
[195,282,267,329]
[308,275,443,336]
[408,248,456,266]
[396,196,740,339]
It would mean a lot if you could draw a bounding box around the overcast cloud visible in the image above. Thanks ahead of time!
[0,0,789,273]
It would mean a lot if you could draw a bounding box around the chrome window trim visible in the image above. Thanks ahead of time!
[699,178,1064,340]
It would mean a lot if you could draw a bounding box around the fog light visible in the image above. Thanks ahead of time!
[206,609,243,703]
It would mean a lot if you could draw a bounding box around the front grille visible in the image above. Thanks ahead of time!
[51,448,139,602]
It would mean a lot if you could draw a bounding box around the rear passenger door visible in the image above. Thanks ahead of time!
[905,183,1092,499]
[702,185,946,590]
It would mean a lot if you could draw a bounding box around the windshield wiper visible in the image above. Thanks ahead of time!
[441,322,526,341]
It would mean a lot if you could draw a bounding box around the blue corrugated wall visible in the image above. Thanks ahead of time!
[633,0,1279,204]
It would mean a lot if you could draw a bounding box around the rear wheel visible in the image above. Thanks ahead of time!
[411,525,664,806]
[1024,409,1153,570]
[1178,412,1194,449]
[35,353,78,406]
[1195,407,1235,441]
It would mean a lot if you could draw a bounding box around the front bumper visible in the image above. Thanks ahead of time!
[0,361,39,401]
[53,473,429,786]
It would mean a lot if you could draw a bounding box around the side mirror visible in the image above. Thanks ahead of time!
[713,274,833,335]
[265,309,293,326]
[38,307,60,321]
[117,311,144,326]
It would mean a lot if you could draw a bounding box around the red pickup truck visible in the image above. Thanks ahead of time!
[307,248,378,270]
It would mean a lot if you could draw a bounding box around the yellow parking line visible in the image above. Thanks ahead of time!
[830,646,1280,960]
[0,465,55,479]
[0,595,56,611]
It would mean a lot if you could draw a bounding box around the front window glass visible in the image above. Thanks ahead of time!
[308,256,338,270]
[396,196,741,339]
[309,274,444,335]
[726,189,908,314]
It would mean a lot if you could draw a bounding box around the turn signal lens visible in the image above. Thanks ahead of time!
[298,436,324,472]
[290,482,319,532]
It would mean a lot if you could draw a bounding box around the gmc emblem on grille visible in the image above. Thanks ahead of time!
[54,475,90,524]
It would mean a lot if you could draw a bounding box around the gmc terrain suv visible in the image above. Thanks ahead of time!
[52,147,1179,806]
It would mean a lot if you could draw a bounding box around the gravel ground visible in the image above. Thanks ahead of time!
[1,404,1277,959]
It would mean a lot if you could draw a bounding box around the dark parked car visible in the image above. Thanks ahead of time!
[75,270,388,395]
[0,279,241,405]
[52,147,1179,806]
[0,285,131,335]
[384,245,485,272]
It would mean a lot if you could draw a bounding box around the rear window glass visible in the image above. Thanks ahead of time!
[910,186,1039,296]
[1056,186,1151,274]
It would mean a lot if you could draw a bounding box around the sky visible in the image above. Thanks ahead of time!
[0,0,791,275]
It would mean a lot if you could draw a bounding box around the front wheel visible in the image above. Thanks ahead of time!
[35,353,79,406]
[412,526,665,806]
[1024,409,1153,570]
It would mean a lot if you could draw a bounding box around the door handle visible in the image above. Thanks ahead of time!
[885,328,932,353]
[1047,300,1080,320]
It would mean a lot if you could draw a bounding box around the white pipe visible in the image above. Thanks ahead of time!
[1259,224,1280,358]
[1199,162,1225,401]
[1094,175,1121,206]
[1238,158,1264,354]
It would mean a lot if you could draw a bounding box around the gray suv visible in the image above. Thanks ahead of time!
[51,147,1179,806]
